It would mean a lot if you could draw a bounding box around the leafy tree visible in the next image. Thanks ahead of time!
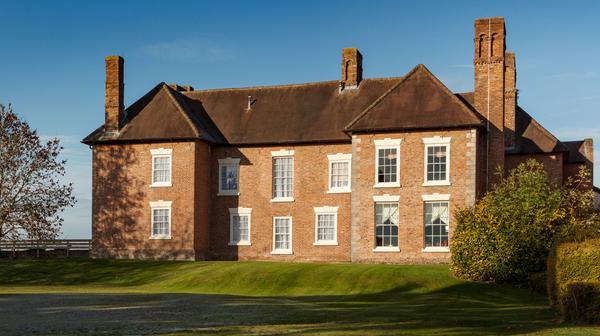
[0,104,75,240]
[451,160,596,284]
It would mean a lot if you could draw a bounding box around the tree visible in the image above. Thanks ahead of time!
[0,104,75,240]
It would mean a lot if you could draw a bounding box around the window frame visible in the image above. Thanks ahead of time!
[271,216,293,254]
[422,193,451,252]
[218,157,241,196]
[327,153,352,194]
[372,194,400,252]
[149,200,172,240]
[228,207,252,246]
[374,138,402,188]
[422,136,451,186]
[313,206,339,246]
[150,148,173,187]
[271,150,295,202]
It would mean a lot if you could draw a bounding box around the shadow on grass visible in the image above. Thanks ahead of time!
[0,282,576,336]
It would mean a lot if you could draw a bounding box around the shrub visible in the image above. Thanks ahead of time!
[451,160,565,284]
[548,238,600,323]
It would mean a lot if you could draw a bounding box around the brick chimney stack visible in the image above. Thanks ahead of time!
[340,48,362,90]
[473,17,506,188]
[105,56,124,133]
[504,52,517,149]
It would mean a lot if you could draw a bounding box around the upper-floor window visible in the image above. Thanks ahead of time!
[271,150,294,202]
[422,194,451,252]
[314,206,338,245]
[229,207,251,246]
[150,148,172,187]
[423,137,451,186]
[150,200,172,239]
[374,139,401,188]
[327,153,351,193]
[218,158,240,196]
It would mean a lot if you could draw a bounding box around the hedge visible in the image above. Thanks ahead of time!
[548,238,600,323]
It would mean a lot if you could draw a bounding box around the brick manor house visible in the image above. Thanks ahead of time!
[83,17,594,263]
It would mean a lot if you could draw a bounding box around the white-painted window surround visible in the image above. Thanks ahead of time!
[314,206,338,245]
[327,153,351,193]
[218,157,241,196]
[150,200,172,239]
[374,138,401,188]
[150,148,172,187]
[229,207,251,246]
[272,216,292,254]
[271,150,294,202]
[422,136,451,186]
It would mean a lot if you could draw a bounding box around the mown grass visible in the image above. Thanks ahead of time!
[0,258,598,335]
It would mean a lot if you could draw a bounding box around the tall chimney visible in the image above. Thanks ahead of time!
[504,52,517,149]
[473,17,506,189]
[340,48,362,90]
[105,56,124,133]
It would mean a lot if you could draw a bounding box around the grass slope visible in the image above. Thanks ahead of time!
[0,259,598,335]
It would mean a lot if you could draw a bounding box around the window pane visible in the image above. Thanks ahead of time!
[221,164,238,191]
[274,218,291,250]
[426,145,448,182]
[424,202,449,247]
[377,148,398,183]
[152,208,170,236]
[153,156,171,183]
[375,202,399,247]
[330,162,349,189]
[317,214,336,241]
[232,215,249,242]
[273,157,294,198]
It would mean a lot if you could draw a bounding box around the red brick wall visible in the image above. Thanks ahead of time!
[91,142,198,260]
[505,153,564,185]
[350,129,478,264]
[194,141,212,259]
[209,144,352,262]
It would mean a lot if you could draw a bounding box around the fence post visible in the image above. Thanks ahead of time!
[66,241,70,257]
[12,240,15,259]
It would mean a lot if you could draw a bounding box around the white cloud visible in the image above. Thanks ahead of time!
[143,37,237,63]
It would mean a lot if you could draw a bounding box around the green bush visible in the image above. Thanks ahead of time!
[548,238,600,323]
[451,160,565,284]
[559,281,600,323]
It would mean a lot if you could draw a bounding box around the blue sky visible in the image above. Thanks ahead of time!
[1,1,599,238]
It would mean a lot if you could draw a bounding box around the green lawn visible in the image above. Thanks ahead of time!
[0,258,597,335]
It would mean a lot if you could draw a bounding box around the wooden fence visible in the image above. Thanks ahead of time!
[0,239,92,258]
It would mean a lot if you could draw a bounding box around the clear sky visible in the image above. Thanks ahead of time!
[1,0,599,238]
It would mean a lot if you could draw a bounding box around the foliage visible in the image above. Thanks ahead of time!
[0,104,75,240]
[451,160,567,283]
[547,238,600,323]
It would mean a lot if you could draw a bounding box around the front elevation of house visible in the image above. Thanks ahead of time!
[83,17,594,263]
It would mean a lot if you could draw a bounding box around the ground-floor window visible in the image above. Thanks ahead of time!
[314,206,338,245]
[229,207,252,246]
[375,202,399,249]
[424,201,449,249]
[272,217,292,254]
[149,200,172,239]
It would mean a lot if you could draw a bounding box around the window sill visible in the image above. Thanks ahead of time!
[150,183,172,188]
[228,241,251,246]
[422,181,451,187]
[218,191,240,196]
[422,247,450,253]
[149,235,172,240]
[372,247,400,253]
[271,250,293,255]
[373,183,401,188]
[270,197,294,203]
[313,241,338,246]
[327,189,351,194]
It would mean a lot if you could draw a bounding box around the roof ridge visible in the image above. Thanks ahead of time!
[184,76,403,94]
